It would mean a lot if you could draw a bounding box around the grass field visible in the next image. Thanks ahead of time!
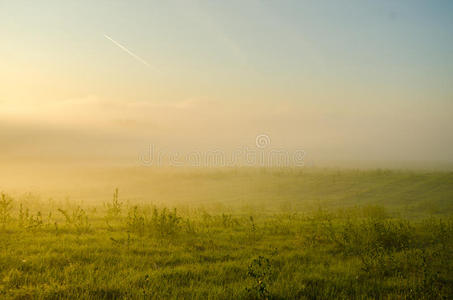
[1,168,452,299]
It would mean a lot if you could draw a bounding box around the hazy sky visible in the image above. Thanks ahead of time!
[1,0,452,165]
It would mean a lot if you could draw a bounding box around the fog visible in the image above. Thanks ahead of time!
[1,96,452,168]
[1,1,453,194]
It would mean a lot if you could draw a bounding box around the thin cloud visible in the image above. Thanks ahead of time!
[103,34,150,67]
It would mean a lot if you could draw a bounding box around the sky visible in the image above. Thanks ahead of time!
[1,0,453,166]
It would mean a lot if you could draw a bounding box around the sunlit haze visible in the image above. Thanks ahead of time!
[1,0,453,166]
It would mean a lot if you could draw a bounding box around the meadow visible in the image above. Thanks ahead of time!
[0,167,452,299]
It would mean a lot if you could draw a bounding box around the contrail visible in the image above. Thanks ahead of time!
[103,34,150,67]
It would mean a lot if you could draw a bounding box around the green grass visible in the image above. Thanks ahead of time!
[0,168,452,299]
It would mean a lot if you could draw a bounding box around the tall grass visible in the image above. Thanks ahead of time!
[0,193,451,299]
[0,168,452,299]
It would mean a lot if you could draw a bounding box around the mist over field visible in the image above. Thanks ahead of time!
[1,1,453,299]
[2,1,453,171]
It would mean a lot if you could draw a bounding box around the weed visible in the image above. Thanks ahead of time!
[58,206,90,233]
[0,193,13,229]
[106,188,122,219]
[149,207,181,237]
[246,256,272,299]
[127,206,145,237]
